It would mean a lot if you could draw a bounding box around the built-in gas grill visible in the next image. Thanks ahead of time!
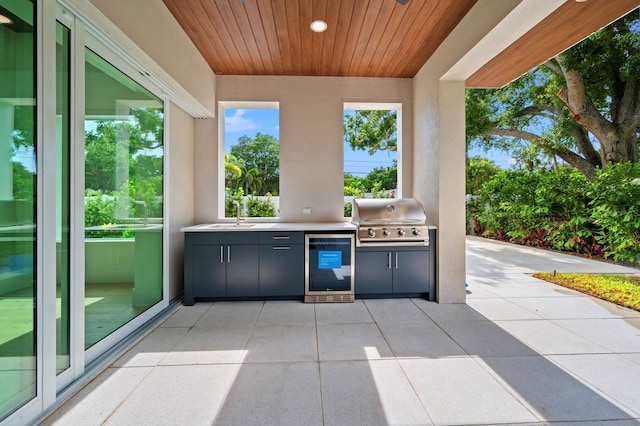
[351,198,429,246]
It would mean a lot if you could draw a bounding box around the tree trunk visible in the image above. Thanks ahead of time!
[556,56,639,168]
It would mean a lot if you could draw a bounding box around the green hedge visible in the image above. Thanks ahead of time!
[472,163,640,264]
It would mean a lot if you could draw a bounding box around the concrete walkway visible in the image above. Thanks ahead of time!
[42,237,640,425]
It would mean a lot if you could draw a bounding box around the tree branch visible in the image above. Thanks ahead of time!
[572,126,602,168]
[622,115,640,142]
[544,58,562,75]
[619,75,639,124]
[483,127,597,178]
[516,104,560,120]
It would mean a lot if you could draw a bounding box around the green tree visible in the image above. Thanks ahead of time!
[12,161,35,200]
[466,157,500,195]
[84,121,118,191]
[229,133,279,195]
[466,12,640,179]
[224,153,242,180]
[364,164,397,191]
[344,110,397,154]
[236,167,263,195]
[129,108,163,150]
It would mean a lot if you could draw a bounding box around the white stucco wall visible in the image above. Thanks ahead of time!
[194,76,413,223]
[167,102,194,299]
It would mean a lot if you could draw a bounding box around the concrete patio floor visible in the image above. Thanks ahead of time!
[41,237,640,425]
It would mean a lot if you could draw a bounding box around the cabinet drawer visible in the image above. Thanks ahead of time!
[259,231,304,245]
[187,231,259,245]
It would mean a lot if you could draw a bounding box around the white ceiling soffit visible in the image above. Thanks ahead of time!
[60,0,214,118]
[441,0,565,84]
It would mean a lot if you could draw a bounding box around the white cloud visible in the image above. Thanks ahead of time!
[225,109,260,133]
[507,158,517,165]
[274,125,280,132]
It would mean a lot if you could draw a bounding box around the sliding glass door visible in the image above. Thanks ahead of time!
[0,0,37,419]
[84,48,164,349]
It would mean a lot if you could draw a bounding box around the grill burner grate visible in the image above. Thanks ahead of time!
[352,198,429,246]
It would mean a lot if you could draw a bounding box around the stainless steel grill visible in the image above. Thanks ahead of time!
[351,198,429,246]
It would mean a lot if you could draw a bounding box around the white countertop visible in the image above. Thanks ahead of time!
[181,222,357,232]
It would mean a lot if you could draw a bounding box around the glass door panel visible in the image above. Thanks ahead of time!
[0,0,37,420]
[56,21,71,374]
[84,48,164,349]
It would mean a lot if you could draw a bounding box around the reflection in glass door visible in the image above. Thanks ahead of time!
[84,48,164,349]
[56,21,71,374]
[0,0,37,420]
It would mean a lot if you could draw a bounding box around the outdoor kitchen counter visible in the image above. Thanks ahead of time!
[181,222,357,232]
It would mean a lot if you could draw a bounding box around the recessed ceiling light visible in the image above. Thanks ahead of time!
[0,14,13,24]
[310,20,327,33]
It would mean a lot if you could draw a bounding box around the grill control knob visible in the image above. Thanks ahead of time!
[412,228,421,236]
[398,229,406,236]
[383,229,391,237]
[368,229,376,238]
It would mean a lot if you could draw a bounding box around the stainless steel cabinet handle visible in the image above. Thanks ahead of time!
[388,252,391,269]
[227,246,231,263]
[395,252,399,269]
[272,236,290,240]
[220,246,224,263]
[273,246,290,250]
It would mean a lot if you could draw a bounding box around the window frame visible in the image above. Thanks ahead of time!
[218,101,280,220]
[343,102,403,218]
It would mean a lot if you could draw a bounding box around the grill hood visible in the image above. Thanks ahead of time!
[351,198,427,226]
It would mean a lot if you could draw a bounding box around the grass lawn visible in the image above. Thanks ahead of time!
[533,272,640,312]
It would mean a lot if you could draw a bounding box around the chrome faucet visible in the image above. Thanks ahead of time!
[232,200,242,225]
[134,200,148,226]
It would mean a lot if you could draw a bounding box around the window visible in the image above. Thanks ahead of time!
[220,102,280,218]
[343,104,400,217]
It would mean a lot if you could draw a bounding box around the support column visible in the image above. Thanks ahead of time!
[436,80,467,303]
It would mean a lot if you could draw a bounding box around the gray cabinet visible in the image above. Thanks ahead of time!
[354,251,393,294]
[258,232,304,297]
[355,230,435,300]
[184,232,259,305]
[184,231,304,304]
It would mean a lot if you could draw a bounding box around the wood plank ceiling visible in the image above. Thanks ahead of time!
[468,0,640,88]
[162,0,477,78]
[163,0,640,87]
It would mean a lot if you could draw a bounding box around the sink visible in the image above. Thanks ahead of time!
[208,223,256,229]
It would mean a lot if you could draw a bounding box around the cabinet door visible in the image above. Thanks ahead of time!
[355,251,392,294]
[226,245,260,297]
[392,250,430,293]
[191,244,227,298]
[259,245,304,296]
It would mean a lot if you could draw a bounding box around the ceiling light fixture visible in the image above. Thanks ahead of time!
[0,14,13,24]
[310,20,327,33]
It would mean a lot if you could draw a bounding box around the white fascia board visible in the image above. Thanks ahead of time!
[441,0,565,83]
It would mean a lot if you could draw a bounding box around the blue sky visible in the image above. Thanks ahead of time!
[467,145,515,169]
[224,108,396,176]
[224,108,513,174]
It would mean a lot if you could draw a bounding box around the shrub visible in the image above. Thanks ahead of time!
[589,163,640,263]
[473,164,640,265]
[246,194,276,217]
[225,188,244,218]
